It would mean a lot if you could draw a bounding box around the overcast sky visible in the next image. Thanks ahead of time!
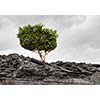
[0,15,100,63]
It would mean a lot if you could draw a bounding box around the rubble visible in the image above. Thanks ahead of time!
[0,53,100,84]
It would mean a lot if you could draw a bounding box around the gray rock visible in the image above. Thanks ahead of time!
[0,72,8,77]
[0,53,100,84]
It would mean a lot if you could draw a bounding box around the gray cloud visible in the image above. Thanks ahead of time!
[0,17,18,50]
[0,15,100,63]
[0,15,85,50]
[59,16,100,63]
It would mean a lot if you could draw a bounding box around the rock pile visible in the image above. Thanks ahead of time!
[0,53,100,84]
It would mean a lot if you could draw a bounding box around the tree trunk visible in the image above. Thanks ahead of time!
[37,50,46,67]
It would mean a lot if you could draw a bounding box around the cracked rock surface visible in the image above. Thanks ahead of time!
[0,53,100,85]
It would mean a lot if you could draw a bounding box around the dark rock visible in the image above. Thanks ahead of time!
[0,72,8,77]
[0,53,100,84]
[56,61,65,66]
[31,58,42,65]
[0,68,5,71]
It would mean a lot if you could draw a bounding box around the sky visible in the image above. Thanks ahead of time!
[0,15,100,64]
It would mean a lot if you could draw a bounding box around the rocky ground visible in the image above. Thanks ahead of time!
[0,53,100,85]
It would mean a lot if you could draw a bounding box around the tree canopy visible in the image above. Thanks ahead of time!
[17,23,58,61]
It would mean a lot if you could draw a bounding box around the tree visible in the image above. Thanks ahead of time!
[17,23,58,66]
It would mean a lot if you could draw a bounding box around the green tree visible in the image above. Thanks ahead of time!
[17,23,58,66]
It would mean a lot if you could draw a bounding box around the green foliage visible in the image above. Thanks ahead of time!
[17,23,58,61]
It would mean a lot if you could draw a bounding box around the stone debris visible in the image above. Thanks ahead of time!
[0,53,100,84]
